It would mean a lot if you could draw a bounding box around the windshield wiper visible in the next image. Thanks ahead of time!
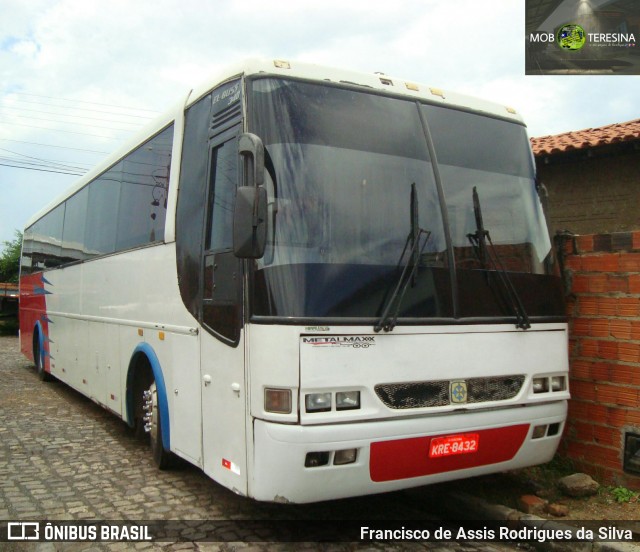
[375,183,431,333]
[467,186,531,330]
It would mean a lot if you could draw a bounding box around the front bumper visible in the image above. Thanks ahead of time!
[250,400,567,503]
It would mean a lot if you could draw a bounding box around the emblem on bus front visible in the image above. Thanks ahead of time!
[450,381,468,404]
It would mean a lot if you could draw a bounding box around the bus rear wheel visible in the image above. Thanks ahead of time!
[142,380,175,469]
[33,330,52,382]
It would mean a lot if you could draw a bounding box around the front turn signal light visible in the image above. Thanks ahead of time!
[265,388,292,414]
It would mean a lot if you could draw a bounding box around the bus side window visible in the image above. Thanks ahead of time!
[205,139,238,253]
[202,134,242,344]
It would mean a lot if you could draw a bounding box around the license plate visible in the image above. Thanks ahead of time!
[429,433,479,458]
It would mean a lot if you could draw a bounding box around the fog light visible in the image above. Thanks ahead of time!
[265,388,291,414]
[547,423,561,436]
[336,391,360,410]
[334,448,357,465]
[532,425,547,439]
[532,377,549,393]
[551,376,566,392]
[306,393,332,412]
[305,451,330,467]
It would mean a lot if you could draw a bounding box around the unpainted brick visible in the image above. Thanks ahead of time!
[590,362,612,382]
[609,319,632,340]
[617,297,640,317]
[617,342,640,363]
[575,234,594,253]
[607,274,629,293]
[597,297,618,316]
[589,318,609,337]
[597,340,618,360]
[592,425,619,447]
[597,383,638,407]
[619,252,640,272]
[581,253,620,273]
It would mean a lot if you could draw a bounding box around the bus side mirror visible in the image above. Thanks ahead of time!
[233,187,267,258]
[239,133,264,187]
[234,133,267,258]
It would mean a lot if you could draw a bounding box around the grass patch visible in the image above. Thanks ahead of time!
[608,486,640,504]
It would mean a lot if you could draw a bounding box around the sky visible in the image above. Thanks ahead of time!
[1,0,639,245]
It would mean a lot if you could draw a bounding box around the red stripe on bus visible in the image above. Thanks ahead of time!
[369,424,529,482]
[19,273,51,369]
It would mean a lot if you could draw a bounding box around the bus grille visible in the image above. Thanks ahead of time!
[374,375,525,409]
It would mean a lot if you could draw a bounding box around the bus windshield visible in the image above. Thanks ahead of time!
[248,77,562,322]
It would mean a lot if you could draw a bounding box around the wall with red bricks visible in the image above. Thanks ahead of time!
[560,231,640,488]
[541,151,640,235]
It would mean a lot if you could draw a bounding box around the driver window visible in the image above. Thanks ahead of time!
[205,139,238,253]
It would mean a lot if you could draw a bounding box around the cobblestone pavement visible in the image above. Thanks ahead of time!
[0,336,522,552]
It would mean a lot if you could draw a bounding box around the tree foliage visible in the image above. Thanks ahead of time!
[0,230,22,283]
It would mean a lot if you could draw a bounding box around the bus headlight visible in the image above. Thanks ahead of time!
[551,376,567,392]
[336,391,360,410]
[305,393,332,412]
[532,377,549,393]
[264,388,292,414]
[532,375,567,394]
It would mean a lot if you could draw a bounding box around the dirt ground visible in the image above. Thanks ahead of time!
[454,463,639,522]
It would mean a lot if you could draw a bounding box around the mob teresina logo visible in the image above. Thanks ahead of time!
[557,24,586,50]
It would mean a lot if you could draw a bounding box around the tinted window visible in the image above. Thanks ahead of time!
[85,162,121,256]
[116,126,173,250]
[205,139,238,252]
[176,95,212,316]
[249,78,451,320]
[23,124,175,272]
[252,78,428,161]
[61,187,88,263]
[23,203,65,273]
[20,229,33,275]
[421,104,549,269]
[423,105,533,178]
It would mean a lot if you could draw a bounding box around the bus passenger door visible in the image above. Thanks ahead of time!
[200,127,248,495]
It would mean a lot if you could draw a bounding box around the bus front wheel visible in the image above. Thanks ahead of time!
[142,380,174,469]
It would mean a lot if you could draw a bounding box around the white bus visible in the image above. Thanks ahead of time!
[20,59,569,503]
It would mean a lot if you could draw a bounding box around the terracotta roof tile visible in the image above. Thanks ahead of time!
[531,118,640,156]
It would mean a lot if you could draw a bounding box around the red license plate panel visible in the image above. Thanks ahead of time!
[429,433,479,458]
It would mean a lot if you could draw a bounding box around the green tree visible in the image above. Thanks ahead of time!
[0,230,23,283]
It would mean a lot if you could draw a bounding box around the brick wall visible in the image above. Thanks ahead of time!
[540,150,640,236]
[560,230,640,488]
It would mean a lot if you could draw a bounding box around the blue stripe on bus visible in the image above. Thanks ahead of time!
[33,286,52,295]
[34,320,44,365]
[129,343,171,451]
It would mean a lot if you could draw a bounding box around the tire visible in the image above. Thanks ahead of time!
[143,379,175,469]
[33,330,52,382]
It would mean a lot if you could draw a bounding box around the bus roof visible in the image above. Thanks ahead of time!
[25,58,525,229]
[188,58,524,124]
